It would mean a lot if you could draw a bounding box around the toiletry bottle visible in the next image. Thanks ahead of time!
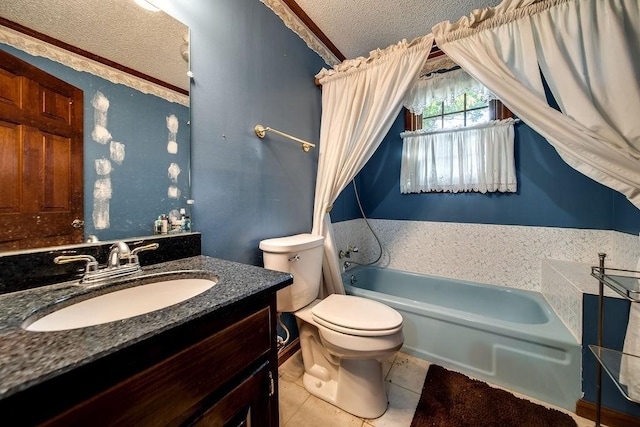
[161,215,168,234]
[186,199,194,232]
[184,215,191,232]
[179,208,186,232]
[154,216,162,235]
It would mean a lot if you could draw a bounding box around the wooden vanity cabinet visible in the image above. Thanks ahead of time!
[189,361,272,427]
[6,292,280,426]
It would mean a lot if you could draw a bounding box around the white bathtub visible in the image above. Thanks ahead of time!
[343,265,581,411]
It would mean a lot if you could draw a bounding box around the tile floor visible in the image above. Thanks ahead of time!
[278,350,600,427]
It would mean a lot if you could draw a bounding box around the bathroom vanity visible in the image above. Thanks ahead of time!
[0,255,292,426]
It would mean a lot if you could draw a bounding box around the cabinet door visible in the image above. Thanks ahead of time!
[190,362,273,427]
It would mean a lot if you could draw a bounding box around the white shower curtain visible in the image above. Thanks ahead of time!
[432,0,640,209]
[312,35,433,296]
[432,0,640,398]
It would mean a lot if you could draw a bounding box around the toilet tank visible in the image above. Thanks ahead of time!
[259,234,324,312]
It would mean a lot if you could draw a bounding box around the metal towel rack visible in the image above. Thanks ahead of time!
[254,124,316,152]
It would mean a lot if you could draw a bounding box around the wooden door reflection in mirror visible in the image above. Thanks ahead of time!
[0,49,83,250]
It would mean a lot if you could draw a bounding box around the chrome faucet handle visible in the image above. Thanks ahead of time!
[339,250,350,259]
[127,243,160,266]
[131,243,159,256]
[339,246,359,259]
[54,254,98,273]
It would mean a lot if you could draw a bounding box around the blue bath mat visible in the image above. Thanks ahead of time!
[410,365,578,427]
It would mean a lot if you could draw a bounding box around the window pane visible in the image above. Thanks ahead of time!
[467,107,490,125]
[422,116,442,131]
[443,93,466,114]
[467,90,489,109]
[423,100,443,118]
[443,112,465,129]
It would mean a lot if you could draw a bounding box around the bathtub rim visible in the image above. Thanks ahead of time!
[342,265,580,348]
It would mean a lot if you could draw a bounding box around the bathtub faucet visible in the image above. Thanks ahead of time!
[339,246,359,259]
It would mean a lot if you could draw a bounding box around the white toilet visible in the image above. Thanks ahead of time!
[260,233,403,419]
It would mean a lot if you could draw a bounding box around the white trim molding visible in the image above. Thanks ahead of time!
[260,0,340,67]
[0,25,189,107]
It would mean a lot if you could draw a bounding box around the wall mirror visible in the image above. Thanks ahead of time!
[0,0,192,252]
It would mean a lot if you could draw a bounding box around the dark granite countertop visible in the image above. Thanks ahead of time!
[0,255,292,400]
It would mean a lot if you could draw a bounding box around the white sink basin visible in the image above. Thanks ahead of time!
[24,277,217,332]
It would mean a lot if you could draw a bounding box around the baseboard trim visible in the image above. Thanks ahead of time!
[277,338,300,367]
[576,399,640,427]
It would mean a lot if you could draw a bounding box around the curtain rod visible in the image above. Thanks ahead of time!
[400,118,521,138]
[254,125,316,152]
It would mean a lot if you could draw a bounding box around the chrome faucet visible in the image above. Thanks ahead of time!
[54,242,159,285]
[108,241,132,268]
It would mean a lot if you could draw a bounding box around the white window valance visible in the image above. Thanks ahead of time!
[403,68,497,115]
[400,118,517,194]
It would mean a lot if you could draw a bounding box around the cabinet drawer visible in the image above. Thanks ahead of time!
[44,307,272,426]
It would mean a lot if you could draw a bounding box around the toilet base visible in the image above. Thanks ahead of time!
[302,358,388,419]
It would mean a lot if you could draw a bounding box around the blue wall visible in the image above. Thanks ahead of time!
[159,0,325,265]
[332,111,640,235]
[0,44,191,241]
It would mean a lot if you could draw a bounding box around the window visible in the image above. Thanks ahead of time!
[405,68,512,131]
[422,89,490,130]
[400,68,517,194]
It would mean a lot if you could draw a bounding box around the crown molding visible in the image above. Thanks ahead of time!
[0,25,189,107]
[260,0,343,66]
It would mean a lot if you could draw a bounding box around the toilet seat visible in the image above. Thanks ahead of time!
[311,294,403,337]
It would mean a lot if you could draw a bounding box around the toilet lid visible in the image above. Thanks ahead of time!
[311,294,403,337]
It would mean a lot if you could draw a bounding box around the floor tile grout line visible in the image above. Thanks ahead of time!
[279,378,311,426]
[281,388,311,427]
[385,379,423,397]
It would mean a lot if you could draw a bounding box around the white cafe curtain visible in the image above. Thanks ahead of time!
[400,119,517,194]
[312,35,433,296]
[432,0,640,209]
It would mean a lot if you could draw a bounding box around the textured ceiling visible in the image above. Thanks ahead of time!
[0,0,189,91]
[294,0,501,59]
[0,0,502,91]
